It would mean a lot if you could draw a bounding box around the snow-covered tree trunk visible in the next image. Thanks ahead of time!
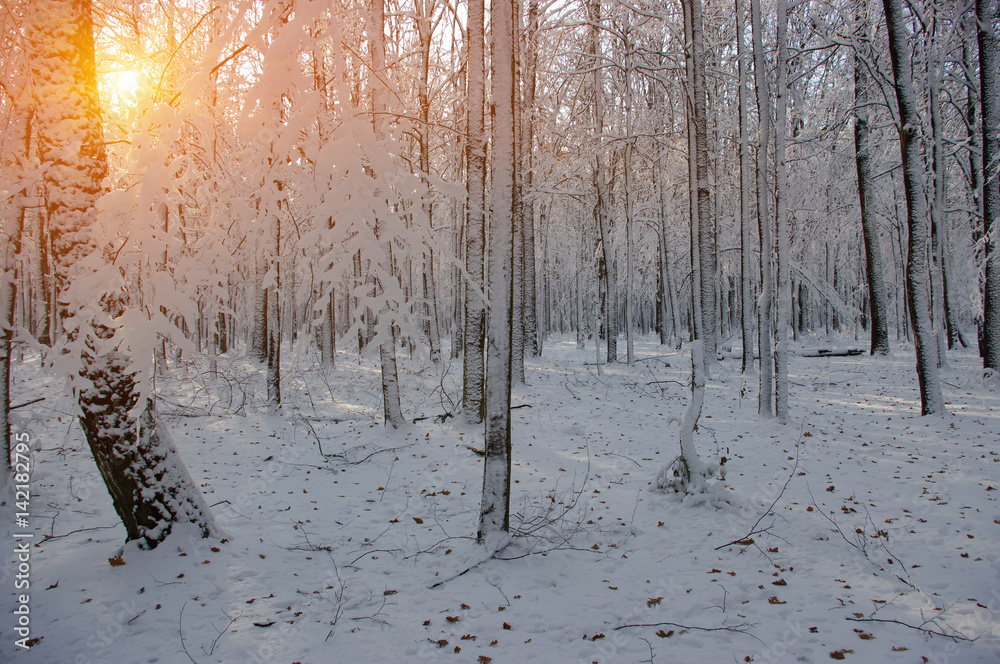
[623,21,635,366]
[266,213,281,411]
[688,0,717,368]
[775,0,790,420]
[737,0,755,374]
[752,0,774,417]
[523,0,539,359]
[882,0,946,414]
[589,0,616,365]
[979,0,1000,370]
[854,0,891,355]
[511,2,525,385]
[928,32,951,368]
[479,0,516,541]
[26,0,215,547]
[416,0,442,365]
[1,88,29,474]
[367,0,405,427]
[683,0,703,348]
[463,0,487,424]
[253,251,268,361]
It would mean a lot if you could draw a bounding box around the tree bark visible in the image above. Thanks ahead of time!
[978,0,1000,370]
[775,0,790,420]
[479,0,516,541]
[752,0,774,417]
[737,0,755,374]
[854,0,891,355]
[26,0,215,547]
[882,0,947,414]
[463,0,487,424]
[589,0,616,364]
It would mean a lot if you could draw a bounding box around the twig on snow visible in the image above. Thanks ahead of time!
[716,418,806,551]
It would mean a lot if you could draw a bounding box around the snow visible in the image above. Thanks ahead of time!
[3,335,999,663]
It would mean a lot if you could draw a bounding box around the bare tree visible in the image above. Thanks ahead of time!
[853,0,891,355]
[881,0,946,414]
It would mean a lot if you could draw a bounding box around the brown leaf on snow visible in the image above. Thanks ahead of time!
[656,629,674,638]
[768,596,787,605]
[829,649,853,660]
[108,555,125,567]
[413,517,424,524]
[647,597,663,607]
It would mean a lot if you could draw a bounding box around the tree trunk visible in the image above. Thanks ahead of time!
[464,0,487,423]
[479,0,516,541]
[683,0,703,349]
[367,0,404,427]
[0,92,28,475]
[26,0,215,548]
[854,0,891,355]
[523,0,539,358]
[738,0,755,374]
[416,0,442,364]
[752,0,774,417]
[624,21,635,366]
[688,0,717,368]
[775,0,790,420]
[978,0,1000,370]
[882,0,947,414]
[589,0,616,364]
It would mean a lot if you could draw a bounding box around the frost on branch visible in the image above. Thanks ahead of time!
[655,341,727,494]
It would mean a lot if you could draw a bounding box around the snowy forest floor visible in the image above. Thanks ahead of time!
[3,334,999,664]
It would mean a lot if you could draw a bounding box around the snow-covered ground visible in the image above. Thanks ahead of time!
[3,335,999,664]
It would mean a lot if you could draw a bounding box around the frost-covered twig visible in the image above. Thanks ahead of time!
[613,620,758,640]
[846,616,974,642]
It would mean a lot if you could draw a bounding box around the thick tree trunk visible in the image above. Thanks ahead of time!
[463,0,487,424]
[882,0,947,414]
[854,0,891,356]
[26,0,215,547]
[479,0,516,541]
[978,0,1000,370]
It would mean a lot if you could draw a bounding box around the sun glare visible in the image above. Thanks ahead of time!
[114,70,141,98]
